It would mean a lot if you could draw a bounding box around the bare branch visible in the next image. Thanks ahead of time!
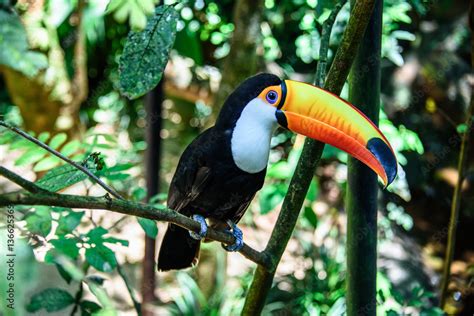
[0,120,123,199]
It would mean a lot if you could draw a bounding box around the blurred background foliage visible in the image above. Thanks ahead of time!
[0,0,472,315]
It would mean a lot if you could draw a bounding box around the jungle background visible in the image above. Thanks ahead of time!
[0,0,472,315]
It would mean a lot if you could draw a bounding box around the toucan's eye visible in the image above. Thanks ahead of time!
[266,90,278,104]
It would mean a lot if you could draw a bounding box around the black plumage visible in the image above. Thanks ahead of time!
[157,74,281,271]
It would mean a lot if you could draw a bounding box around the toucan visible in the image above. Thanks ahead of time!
[157,73,397,271]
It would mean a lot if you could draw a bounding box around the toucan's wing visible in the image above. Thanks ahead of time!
[167,130,214,213]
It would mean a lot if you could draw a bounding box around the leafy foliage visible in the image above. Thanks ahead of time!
[119,5,179,99]
[26,288,75,313]
[0,11,48,77]
[107,0,157,31]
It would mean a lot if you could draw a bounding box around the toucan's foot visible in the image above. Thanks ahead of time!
[222,220,244,252]
[189,214,208,240]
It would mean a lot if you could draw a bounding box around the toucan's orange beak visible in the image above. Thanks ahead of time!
[275,80,397,187]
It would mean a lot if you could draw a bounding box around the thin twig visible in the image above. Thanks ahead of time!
[440,89,474,307]
[0,120,123,199]
[0,167,272,269]
[116,262,142,315]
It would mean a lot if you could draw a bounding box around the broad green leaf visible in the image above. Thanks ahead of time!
[10,137,35,150]
[25,206,52,237]
[85,245,117,272]
[26,288,74,313]
[56,211,85,236]
[0,11,48,77]
[36,164,87,192]
[87,226,108,242]
[15,148,47,166]
[50,238,80,259]
[0,131,16,144]
[119,5,178,99]
[49,133,68,149]
[137,217,158,238]
[37,131,51,142]
[33,156,62,172]
[60,140,81,156]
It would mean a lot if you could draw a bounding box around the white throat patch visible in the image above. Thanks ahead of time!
[231,98,278,173]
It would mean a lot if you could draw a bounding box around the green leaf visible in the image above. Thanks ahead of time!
[87,226,108,241]
[34,156,62,172]
[50,237,80,259]
[60,140,82,156]
[80,300,102,316]
[55,263,72,284]
[36,164,88,192]
[107,163,135,172]
[85,245,117,272]
[52,256,85,282]
[102,237,129,247]
[457,123,468,134]
[49,133,68,149]
[26,288,74,313]
[303,207,318,229]
[38,131,51,142]
[25,206,52,237]
[105,173,130,181]
[119,5,178,99]
[56,211,85,236]
[137,217,158,238]
[15,148,47,166]
[0,131,17,144]
[0,11,48,77]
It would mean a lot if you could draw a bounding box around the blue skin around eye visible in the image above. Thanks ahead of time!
[266,91,278,104]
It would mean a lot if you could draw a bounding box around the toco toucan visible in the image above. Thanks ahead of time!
[157,73,397,271]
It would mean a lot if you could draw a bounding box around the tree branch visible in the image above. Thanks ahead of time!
[0,167,271,269]
[241,0,377,314]
[0,120,123,199]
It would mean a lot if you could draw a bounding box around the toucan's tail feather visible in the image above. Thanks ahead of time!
[157,224,200,271]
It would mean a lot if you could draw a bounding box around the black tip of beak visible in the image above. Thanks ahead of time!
[367,138,398,185]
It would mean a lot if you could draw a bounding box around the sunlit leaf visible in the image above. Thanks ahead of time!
[49,133,68,150]
[0,11,48,77]
[33,156,62,172]
[137,217,158,238]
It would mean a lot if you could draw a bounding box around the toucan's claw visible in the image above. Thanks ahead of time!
[222,220,244,252]
[189,214,208,240]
